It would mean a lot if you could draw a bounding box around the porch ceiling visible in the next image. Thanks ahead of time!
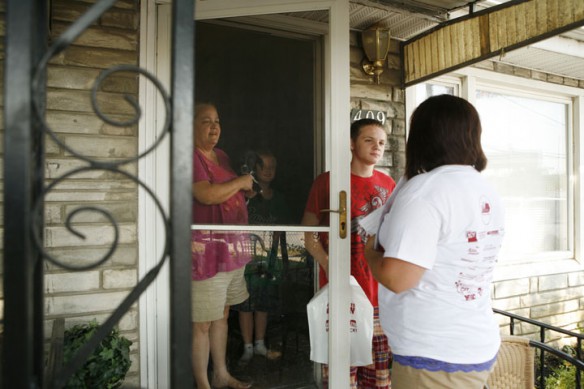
[287,0,584,82]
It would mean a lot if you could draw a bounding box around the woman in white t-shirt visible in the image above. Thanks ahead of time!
[365,94,505,389]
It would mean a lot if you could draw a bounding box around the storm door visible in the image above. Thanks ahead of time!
[145,1,351,387]
[194,19,322,388]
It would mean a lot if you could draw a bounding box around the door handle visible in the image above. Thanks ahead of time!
[320,191,347,239]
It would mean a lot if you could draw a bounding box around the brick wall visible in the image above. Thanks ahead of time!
[492,271,584,346]
[46,0,141,385]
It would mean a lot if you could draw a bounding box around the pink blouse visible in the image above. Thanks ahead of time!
[191,148,251,280]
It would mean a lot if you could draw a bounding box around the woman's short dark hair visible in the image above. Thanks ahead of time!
[194,102,216,118]
[351,118,384,141]
[405,94,487,179]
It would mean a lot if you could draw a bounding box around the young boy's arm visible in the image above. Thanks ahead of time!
[301,211,329,277]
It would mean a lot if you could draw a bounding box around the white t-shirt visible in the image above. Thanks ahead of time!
[377,165,504,364]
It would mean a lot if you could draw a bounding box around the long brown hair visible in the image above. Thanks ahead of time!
[405,94,487,179]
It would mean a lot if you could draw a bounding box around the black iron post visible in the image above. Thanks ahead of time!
[170,0,195,387]
[3,0,47,387]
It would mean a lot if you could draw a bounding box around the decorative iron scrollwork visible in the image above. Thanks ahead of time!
[30,0,174,386]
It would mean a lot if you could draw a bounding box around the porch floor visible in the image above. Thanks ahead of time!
[223,311,318,389]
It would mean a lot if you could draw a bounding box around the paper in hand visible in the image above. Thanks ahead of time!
[359,204,387,237]
[359,177,406,249]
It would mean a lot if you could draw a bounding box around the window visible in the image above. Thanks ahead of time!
[406,69,582,265]
[412,80,457,105]
[476,88,571,263]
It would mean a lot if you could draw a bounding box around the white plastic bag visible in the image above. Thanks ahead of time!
[306,276,374,366]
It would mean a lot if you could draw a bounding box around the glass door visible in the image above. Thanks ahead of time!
[191,1,351,388]
[193,2,350,388]
[193,20,320,387]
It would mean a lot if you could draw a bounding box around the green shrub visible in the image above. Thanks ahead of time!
[63,320,132,389]
[545,363,584,389]
[543,343,584,389]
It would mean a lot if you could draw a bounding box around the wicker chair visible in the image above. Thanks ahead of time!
[486,335,535,389]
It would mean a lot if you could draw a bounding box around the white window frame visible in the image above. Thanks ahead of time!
[405,67,584,281]
[405,76,461,130]
[473,81,574,264]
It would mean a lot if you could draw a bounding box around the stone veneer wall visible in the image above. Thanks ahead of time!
[47,0,141,385]
[349,31,406,180]
[350,28,584,346]
[492,269,584,345]
[1,0,142,386]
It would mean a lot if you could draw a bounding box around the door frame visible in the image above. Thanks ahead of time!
[139,1,351,387]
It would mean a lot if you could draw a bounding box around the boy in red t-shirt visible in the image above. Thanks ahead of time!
[302,118,396,389]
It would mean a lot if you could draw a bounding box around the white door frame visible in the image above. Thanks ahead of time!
[138,1,351,387]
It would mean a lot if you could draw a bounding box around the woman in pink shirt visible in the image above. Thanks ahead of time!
[191,103,254,389]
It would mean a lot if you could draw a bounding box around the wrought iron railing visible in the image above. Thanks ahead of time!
[494,308,584,389]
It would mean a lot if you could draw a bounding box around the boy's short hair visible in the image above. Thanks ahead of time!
[350,118,383,141]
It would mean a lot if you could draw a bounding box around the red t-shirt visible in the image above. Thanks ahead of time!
[304,171,396,306]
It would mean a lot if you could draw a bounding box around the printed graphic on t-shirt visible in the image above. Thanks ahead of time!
[455,244,500,301]
[481,195,491,224]
[456,195,503,301]
[352,184,391,243]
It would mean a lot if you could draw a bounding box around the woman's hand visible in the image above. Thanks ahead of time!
[239,174,257,199]
[238,174,254,192]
